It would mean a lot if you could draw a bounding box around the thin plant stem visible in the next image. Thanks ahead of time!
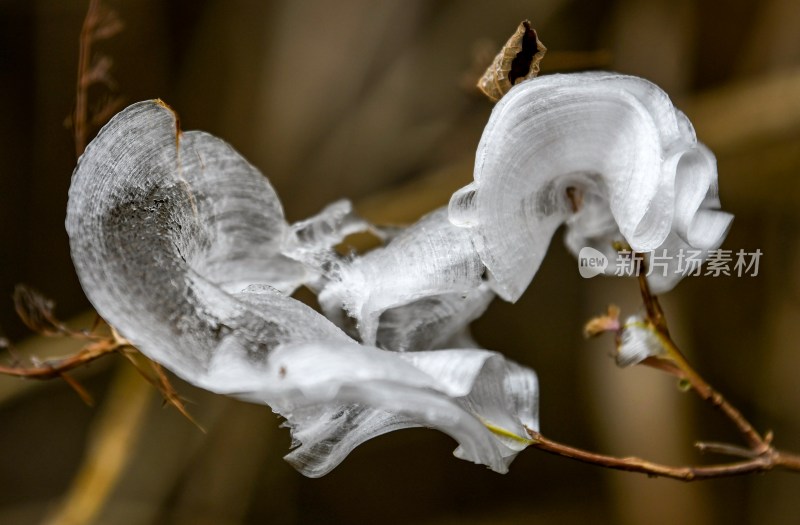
[537,250,800,480]
[74,0,100,158]
[634,252,768,452]
[527,429,800,481]
[0,339,124,379]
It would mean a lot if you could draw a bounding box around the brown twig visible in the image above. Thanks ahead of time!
[2,285,197,423]
[0,316,198,422]
[74,0,97,156]
[3,286,127,390]
[0,323,129,405]
[526,429,800,481]
[59,372,97,406]
[633,252,768,452]
[119,350,205,432]
[0,339,124,379]
[562,251,800,480]
[694,441,761,459]
[73,0,123,158]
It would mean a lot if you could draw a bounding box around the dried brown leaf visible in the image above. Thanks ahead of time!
[13,284,71,337]
[477,20,547,103]
[583,304,621,338]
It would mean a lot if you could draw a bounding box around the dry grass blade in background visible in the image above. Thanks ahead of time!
[72,0,124,157]
[42,365,153,525]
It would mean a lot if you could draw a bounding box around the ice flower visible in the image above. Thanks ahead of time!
[615,315,666,368]
[65,71,730,477]
[317,207,492,348]
[449,72,733,300]
[65,100,538,476]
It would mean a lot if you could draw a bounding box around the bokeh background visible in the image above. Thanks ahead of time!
[1,0,800,524]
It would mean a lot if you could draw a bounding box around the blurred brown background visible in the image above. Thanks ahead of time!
[1,0,800,524]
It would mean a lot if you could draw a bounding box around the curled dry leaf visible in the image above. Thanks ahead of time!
[477,20,547,103]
